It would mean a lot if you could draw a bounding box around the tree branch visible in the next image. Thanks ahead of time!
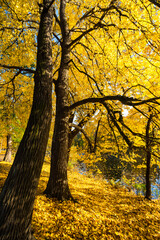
[70,6,96,31]
[69,123,93,152]
[69,4,119,47]
[103,102,133,148]
[53,32,61,44]
[69,95,160,110]
[70,59,103,95]
[148,0,160,8]
[93,118,101,152]
[0,64,35,74]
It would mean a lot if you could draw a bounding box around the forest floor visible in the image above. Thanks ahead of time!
[0,161,160,240]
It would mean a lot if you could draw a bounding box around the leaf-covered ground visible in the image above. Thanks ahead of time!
[0,161,160,239]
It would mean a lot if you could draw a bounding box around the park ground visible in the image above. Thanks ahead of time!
[0,161,160,240]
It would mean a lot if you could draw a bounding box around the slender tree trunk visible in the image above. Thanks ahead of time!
[145,114,153,200]
[3,134,12,163]
[145,147,151,200]
[93,119,101,153]
[0,1,54,239]
[44,0,73,201]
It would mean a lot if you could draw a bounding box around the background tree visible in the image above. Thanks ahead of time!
[0,81,32,162]
[145,111,153,199]
[0,0,37,161]
[44,0,160,200]
[2,134,12,163]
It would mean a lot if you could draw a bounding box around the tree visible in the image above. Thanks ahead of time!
[0,0,36,158]
[101,101,160,199]
[44,0,128,200]
[3,134,12,163]
[145,111,153,200]
[0,0,54,239]
[43,0,160,200]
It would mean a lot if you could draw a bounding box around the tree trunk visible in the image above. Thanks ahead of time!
[0,1,54,239]
[44,0,73,201]
[145,146,151,200]
[3,134,12,163]
[145,113,153,200]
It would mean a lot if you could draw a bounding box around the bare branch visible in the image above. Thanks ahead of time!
[69,4,119,47]
[93,118,101,152]
[123,84,157,97]
[148,0,160,8]
[103,102,133,148]
[113,110,145,139]
[53,32,61,44]
[69,95,160,110]
[53,8,61,26]
[71,6,96,30]
[0,26,37,31]
[0,70,21,86]
[0,64,35,74]
[70,59,102,95]
[69,123,93,152]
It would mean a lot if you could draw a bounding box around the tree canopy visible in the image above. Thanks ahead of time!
[0,0,160,238]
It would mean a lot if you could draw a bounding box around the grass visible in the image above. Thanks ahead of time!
[0,161,160,239]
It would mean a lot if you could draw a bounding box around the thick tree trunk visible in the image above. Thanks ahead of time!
[0,1,54,239]
[44,115,73,201]
[44,0,73,201]
[3,134,12,163]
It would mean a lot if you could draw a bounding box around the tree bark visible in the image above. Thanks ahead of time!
[145,114,153,200]
[0,1,54,239]
[44,0,73,201]
[3,134,12,163]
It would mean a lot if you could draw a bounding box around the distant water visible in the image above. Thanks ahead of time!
[77,161,160,199]
[121,177,160,200]
[151,178,160,199]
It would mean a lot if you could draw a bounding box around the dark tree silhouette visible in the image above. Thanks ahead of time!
[0,0,54,239]
[44,0,72,201]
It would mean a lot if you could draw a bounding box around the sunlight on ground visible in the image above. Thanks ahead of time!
[0,161,159,240]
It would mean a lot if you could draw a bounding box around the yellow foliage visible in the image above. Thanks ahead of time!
[0,161,159,240]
